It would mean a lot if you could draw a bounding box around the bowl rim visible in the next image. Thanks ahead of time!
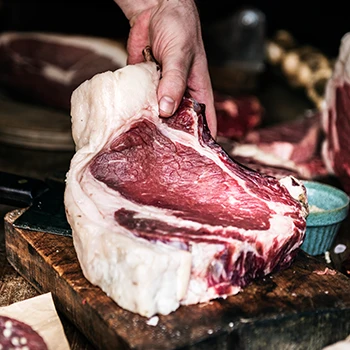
[302,180,350,220]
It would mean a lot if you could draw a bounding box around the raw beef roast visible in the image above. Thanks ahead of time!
[0,32,127,110]
[322,32,350,194]
[226,111,329,180]
[214,91,263,141]
[243,111,321,164]
[65,60,309,317]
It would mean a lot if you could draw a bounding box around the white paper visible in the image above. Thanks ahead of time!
[0,292,70,350]
[323,335,350,350]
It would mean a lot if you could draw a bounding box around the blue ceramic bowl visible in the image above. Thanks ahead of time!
[301,181,349,256]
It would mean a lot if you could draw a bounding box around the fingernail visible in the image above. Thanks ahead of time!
[159,96,175,116]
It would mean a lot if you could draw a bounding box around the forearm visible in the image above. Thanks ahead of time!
[114,0,159,21]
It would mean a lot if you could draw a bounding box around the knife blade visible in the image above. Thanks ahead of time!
[0,171,72,237]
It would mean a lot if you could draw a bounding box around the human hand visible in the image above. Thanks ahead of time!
[115,0,217,138]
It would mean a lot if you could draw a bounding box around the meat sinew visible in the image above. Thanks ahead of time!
[64,60,308,317]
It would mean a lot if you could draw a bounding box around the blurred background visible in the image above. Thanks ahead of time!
[0,0,348,57]
[0,0,349,149]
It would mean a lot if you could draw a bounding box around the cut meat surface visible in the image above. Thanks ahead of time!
[224,111,329,180]
[229,145,328,180]
[243,111,321,163]
[65,61,308,317]
[322,32,350,194]
[214,91,263,141]
[0,31,127,110]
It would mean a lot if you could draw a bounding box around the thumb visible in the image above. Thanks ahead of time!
[157,55,190,117]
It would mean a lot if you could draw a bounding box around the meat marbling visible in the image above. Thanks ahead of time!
[65,60,308,317]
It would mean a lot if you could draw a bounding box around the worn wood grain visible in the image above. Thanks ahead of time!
[0,205,93,349]
[4,210,350,350]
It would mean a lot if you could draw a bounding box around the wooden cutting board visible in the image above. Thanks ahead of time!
[4,209,350,350]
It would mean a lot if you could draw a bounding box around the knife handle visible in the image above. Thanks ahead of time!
[0,171,49,207]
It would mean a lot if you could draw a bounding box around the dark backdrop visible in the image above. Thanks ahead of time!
[0,1,348,58]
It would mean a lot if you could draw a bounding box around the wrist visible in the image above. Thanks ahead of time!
[114,0,159,21]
